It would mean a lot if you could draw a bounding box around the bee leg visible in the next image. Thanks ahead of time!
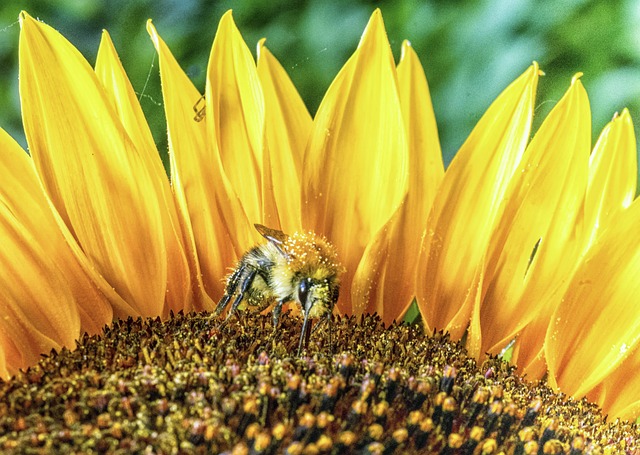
[272,299,286,328]
[215,265,244,317]
[228,268,258,317]
[310,317,324,335]
[306,314,333,354]
[308,315,333,353]
[297,312,312,356]
[215,266,257,329]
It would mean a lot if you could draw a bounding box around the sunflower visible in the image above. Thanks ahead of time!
[1,8,639,425]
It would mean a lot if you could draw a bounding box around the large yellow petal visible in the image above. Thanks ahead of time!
[583,109,637,249]
[95,30,157,159]
[545,198,640,407]
[303,9,408,315]
[257,40,310,234]
[94,29,193,314]
[477,76,590,363]
[397,41,444,204]
[593,344,640,420]
[0,127,112,377]
[351,40,443,322]
[416,64,539,337]
[19,12,183,318]
[148,21,252,303]
[206,11,264,225]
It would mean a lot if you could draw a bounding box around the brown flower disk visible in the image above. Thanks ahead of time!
[0,311,637,454]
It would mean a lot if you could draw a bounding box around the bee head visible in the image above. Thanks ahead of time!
[295,276,340,319]
[280,231,343,317]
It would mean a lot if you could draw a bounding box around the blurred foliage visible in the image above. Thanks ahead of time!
[1,0,640,168]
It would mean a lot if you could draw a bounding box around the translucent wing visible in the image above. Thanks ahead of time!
[254,224,289,256]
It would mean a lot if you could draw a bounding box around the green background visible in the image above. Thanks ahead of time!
[1,0,639,167]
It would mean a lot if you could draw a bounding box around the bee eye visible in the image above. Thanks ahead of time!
[298,278,311,306]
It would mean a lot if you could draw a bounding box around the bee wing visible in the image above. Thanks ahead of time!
[254,224,290,257]
[255,224,288,244]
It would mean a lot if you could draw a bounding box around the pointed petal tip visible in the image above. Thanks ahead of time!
[571,71,584,85]
[256,38,271,62]
[567,74,588,98]
[618,108,632,121]
[18,11,39,30]
[216,10,241,40]
[220,9,235,25]
[358,7,390,52]
[99,29,114,47]
[399,40,412,60]
[529,61,544,77]
[18,10,29,24]
[608,109,632,124]
[364,8,385,33]
[146,20,159,44]
[18,11,45,32]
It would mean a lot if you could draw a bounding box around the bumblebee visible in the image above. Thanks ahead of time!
[215,224,344,354]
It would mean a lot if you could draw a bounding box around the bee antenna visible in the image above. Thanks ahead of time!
[298,312,311,356]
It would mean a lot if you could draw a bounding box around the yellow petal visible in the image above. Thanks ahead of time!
[416,64,539,337]
[206,11,264,225]
[94,28,193,315]
[257,40,310,234]
[397,40,444,203]
[477,76,591,364]
[351,40,443,322]
[593,344,640,420]
[583,109,637,249]
[148,20,252,303]
[19,12,187,318]
[0,127,112,377]
[303,9,408,315]
[95,30,157,158]
[509,328,547,379]
[545,198,640,405]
